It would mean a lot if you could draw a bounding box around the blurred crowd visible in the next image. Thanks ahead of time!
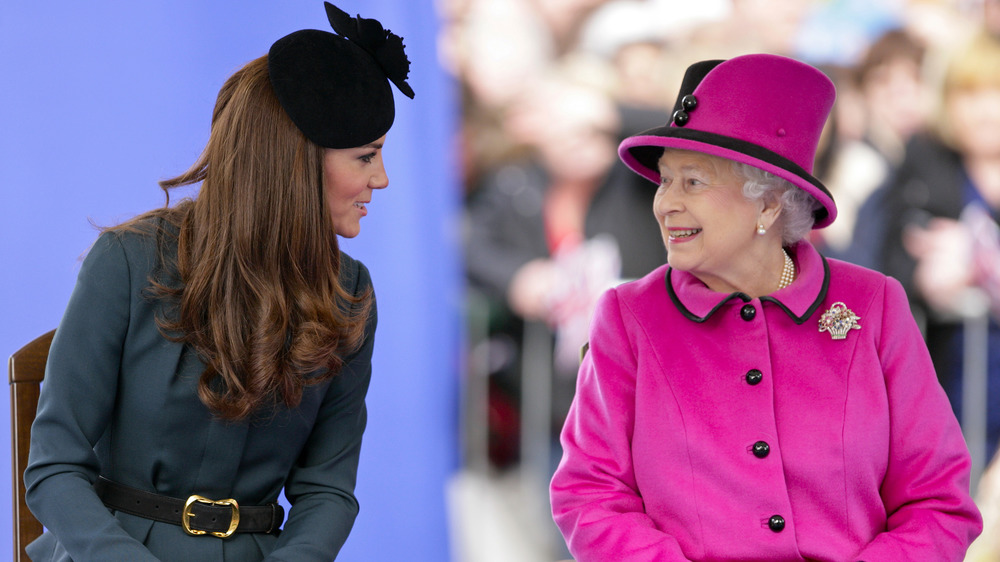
[440,0,1000,559]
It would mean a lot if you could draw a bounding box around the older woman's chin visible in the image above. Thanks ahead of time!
[665,253,697,274]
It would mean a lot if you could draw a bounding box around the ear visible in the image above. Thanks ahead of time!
[758,192,783,232]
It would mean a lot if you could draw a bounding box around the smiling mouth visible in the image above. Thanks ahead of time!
[668,228,701,240]
[353,202,367,210]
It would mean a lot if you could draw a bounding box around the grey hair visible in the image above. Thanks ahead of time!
[731,161,821,244]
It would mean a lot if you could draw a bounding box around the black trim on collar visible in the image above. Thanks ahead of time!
[664,255,831,324]
[666,268,750,323]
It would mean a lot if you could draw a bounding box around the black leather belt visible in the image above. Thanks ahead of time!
[94,477,284,538]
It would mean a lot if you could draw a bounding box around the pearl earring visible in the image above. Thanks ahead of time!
[757,224,766,235]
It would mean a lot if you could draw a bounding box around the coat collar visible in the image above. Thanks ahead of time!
[666,240,829,325]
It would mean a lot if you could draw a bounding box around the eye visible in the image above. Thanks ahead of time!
[658,176,671,187]
[359,152,377,164]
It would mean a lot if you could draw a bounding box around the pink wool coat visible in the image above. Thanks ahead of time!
[550,241,982,561]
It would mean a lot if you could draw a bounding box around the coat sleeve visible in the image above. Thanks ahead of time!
[550,289,693,561]
[265,263,376,561]
[855,276,983,559]
[24,232,161,561]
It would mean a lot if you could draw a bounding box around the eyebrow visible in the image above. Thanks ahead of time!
[363,142,384,150]
[661,164,713,175]
[681,164,711,173]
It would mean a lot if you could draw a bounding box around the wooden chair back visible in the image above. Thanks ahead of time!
[9,329,54,562]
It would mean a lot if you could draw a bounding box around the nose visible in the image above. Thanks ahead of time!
[370,160,389,190]
[653,184,682,217]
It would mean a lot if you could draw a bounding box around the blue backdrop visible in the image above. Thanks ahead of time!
[0,1,461,560]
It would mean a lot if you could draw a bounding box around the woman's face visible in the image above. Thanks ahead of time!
[654,150,771,292]
[947,86,1000,160]
[864,58,929,140]
[322,135,389,238]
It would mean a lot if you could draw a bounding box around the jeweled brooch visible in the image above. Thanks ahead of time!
[818,301,861,340]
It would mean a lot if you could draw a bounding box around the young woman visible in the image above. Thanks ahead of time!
[24,3,413,560]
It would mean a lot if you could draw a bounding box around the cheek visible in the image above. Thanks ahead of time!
[324,184,341,209]
[322,166,337,198]
[949,100,976,131]
[323,170,356,206]
[706,188,756,219]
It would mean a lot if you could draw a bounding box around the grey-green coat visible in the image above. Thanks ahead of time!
[24,226,375,561]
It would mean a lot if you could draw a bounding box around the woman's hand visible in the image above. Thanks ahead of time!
[507,258,560,322]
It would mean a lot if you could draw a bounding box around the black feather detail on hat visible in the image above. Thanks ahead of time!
[325,3,414,99]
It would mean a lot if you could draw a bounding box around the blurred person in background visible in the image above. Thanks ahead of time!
[463,69,666,467]
[574,0,725,131]
[685,0,815,59]
[527,0,608,55]
[956,7,1000,562]
[438,0,555,193]
[877,29,1000,465]
[818,28,932,264]
[903,0,981,55]
[551,52,981,561]
[989,0,1000,36]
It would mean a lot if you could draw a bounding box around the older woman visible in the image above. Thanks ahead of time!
[549,54,982,561]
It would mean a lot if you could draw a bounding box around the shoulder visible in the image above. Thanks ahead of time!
[83,218,164,271]
[903,133,961,167]
[612,265,670,304]
[825,257,888,289]
[596,264,671,323]
[72,217,185,310]
[338,251,372,297]
[888,135,964,211]
[824,256,911,332]
[824,257,896,307]
[95,216,176,256]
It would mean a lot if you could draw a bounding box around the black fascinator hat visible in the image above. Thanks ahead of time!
[268,2,415,149]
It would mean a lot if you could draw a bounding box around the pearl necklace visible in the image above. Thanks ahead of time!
[777,248,795,290]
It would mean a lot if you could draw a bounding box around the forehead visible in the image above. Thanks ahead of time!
[657,149,731,175]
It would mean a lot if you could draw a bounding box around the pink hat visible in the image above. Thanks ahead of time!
[619,54,838,228]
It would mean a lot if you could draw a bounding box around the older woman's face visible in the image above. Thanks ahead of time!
[655,150,767,290]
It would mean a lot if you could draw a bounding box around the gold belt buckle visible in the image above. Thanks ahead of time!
[182,494,240,538]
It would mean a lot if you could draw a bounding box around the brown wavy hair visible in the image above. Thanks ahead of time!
[109,54,371,420]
